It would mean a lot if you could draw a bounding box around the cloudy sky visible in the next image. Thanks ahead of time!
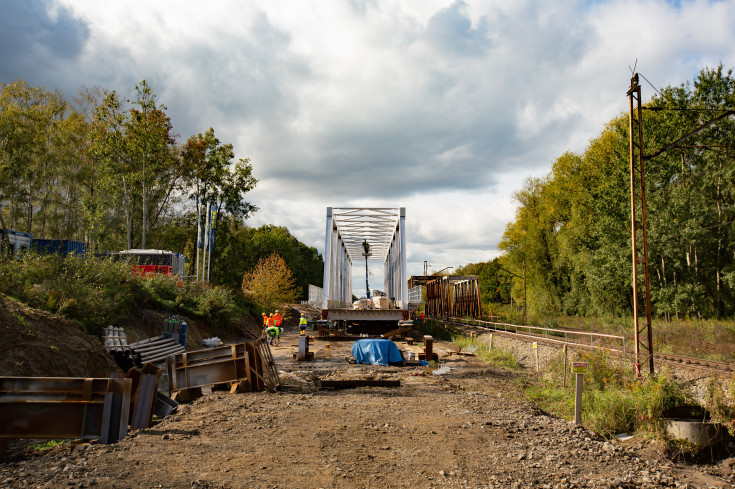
[2,0,735,289]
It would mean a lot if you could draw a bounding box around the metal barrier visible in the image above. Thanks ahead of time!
[444,317,627,355]
[0,376,132,450]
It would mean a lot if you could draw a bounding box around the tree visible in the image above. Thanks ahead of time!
[242,253,299,312]
[181,127,257,275]
[90,81,182,249]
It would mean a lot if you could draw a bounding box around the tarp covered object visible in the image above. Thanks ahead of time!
[351,339,404,366]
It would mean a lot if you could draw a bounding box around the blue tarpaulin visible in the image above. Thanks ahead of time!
[351,339,404,366]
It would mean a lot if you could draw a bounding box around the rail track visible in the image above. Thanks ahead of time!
[437,316,735,376]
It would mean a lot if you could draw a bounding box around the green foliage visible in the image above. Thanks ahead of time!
[418,319,457,341]
[498,65,735,320]
[242,253,299,312]
[0,253,245,334]
[29,440,65,452]
[455,258,513,305]
[1,79,258,269]
[703,376,735,436]
[212,221,323,297]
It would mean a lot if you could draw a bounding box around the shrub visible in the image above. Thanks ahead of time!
[0,253,246,334]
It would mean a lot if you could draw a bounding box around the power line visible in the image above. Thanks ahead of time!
[638,72,663,98]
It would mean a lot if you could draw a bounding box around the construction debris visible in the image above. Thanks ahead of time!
[315,379,401,389]
[126,363,163,430]
[203,337,223,347]
[0,375,132,453]
[166,339,280,401]
[104,326,185,369]
[128,335,186,364]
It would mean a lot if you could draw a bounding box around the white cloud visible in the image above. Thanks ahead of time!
[4,0,735,284]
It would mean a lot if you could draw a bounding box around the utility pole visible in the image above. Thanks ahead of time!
[627,73,654,376]
[363,240,371,299]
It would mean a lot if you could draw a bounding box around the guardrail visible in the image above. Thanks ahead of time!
[441,316,627,356]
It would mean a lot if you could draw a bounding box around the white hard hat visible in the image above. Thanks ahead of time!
[275,310,279,313]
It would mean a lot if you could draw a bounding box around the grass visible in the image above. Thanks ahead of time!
[452,335,521,370]
[29,440,65,451]
[525,349,691,438]
[482,306,735,363]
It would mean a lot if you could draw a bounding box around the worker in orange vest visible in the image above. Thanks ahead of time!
[262,313,268,337]
[266,313,279,345]
[273,310,283,330]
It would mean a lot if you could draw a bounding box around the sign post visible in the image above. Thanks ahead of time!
[572,362,589,425]
[533,342,539,372]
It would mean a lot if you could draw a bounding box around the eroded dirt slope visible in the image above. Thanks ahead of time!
[0,294,119,377]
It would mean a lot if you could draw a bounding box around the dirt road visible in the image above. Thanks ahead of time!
[1,334,733,488]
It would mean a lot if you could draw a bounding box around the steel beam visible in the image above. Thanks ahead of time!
[0,376,131,444]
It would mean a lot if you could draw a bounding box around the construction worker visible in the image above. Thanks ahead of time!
[274,310,283,330]
[299,313,308,335]
[261,313,268,337]
[266,313,279,345]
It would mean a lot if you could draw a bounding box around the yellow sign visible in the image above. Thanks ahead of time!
[572,362,589,375]
[532,342,537,349]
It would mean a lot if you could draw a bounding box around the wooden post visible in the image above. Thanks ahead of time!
[562,344,568,387]
[571,361,588,425]
[488,333,493,351]
[533,342,539,372]
[574,373,583,425]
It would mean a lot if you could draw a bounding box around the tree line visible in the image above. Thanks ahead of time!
[468,66,735,320]
[0,79,323,299]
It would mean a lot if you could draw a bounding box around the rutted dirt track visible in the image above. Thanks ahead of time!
[2,334,734,488]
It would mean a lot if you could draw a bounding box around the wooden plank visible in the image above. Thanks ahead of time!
[316,379,401,389]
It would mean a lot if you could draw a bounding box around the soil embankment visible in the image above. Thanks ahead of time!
[0,294,119,377]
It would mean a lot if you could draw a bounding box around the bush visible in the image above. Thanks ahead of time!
[0,253,246,334]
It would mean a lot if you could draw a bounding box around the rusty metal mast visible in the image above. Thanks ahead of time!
[627,74,654,376]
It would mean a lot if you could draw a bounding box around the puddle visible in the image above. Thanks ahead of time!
[430,365,452,376]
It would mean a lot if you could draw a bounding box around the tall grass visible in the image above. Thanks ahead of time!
[0,253,246,335]
[484,308,735,363]
[526,349,690,438]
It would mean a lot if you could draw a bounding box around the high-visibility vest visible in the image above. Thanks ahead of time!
[267,316,275,327]
[262,316,268,326]
[274,314,282,327]
[299,317,307,326]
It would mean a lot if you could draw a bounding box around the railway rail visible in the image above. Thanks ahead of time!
[436,316,735,376]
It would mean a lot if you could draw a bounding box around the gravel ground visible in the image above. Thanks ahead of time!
[1,334,733,488]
